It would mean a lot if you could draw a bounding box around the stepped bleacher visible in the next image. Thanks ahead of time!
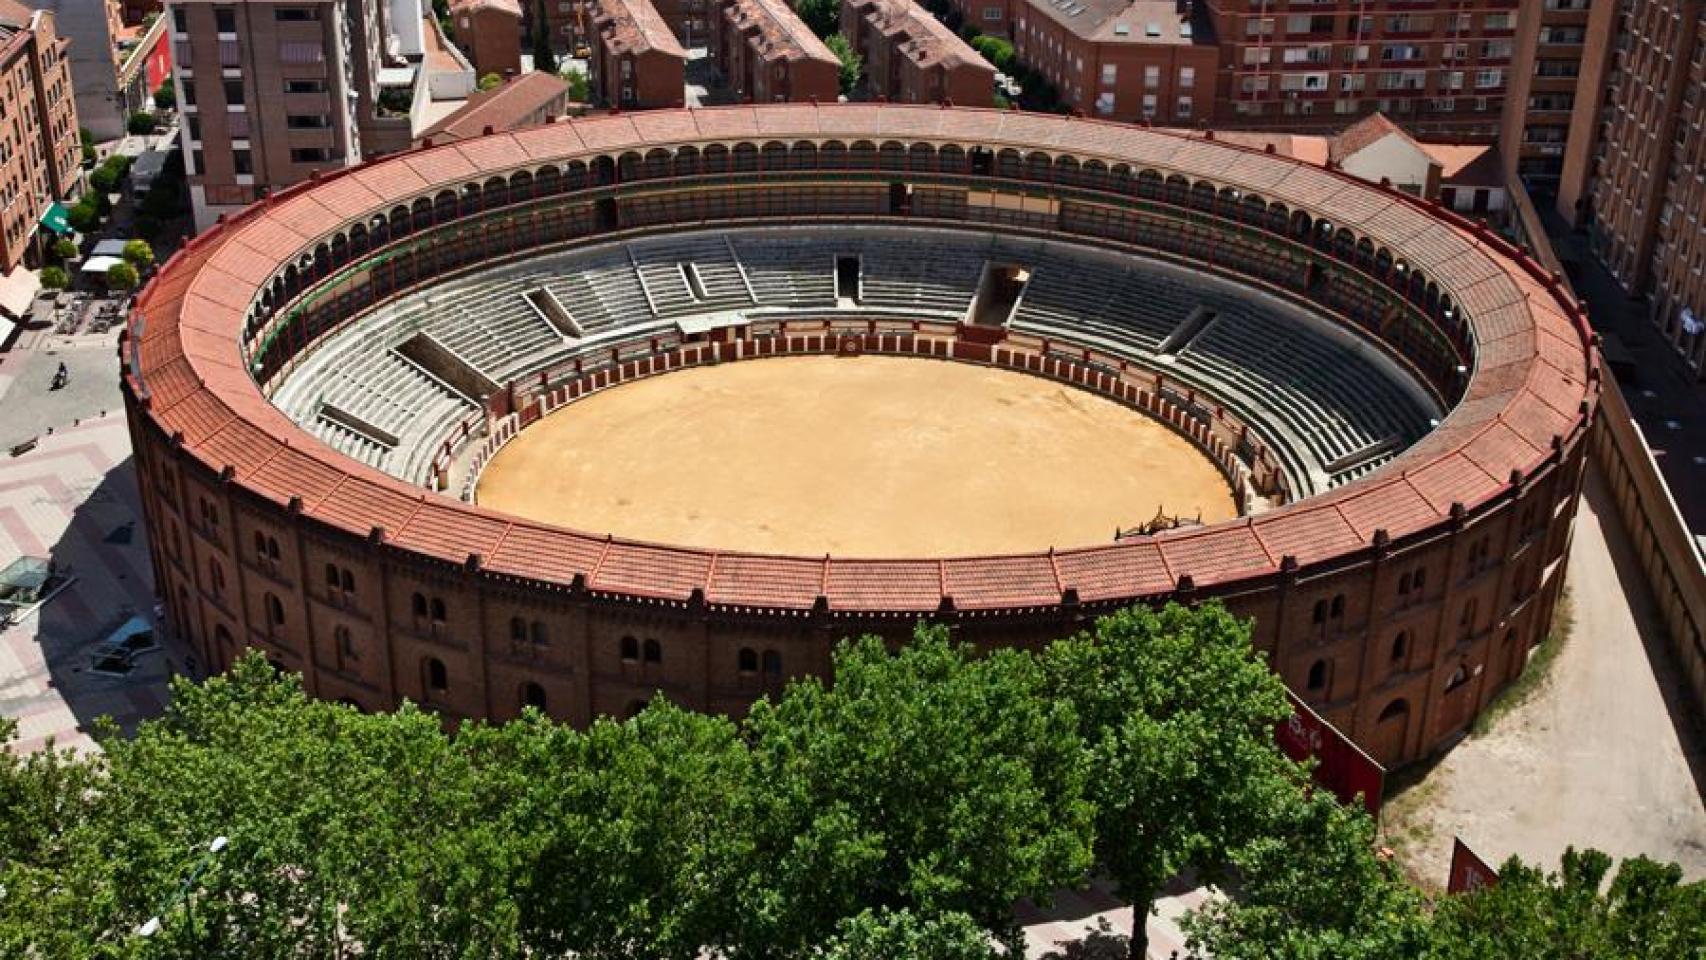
[266,226,1441,495]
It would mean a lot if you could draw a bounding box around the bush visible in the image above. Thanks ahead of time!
[66,200,99,233]
[153,79,175,111]
[106,261,140,290]
[477,72,502,91]
[127,111,157,135]
[561,66,590,103]
[970,35,1014,72]
[89,165,121,194]
[825,33,862,97]
[122,239,155,270]
[51,238,78,262]
[39,266,68,289]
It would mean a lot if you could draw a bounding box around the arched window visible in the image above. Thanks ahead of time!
[620,635,639,662]
[1377,698,1409,722]
[412,592,428,619]
[429,597,446,623]
[509,617,526,647]
[209,558,225,599]
[1329,594,1345,620]
[530,621,548,647]
[738,647,758,673]
[1311,599,1327,624]
[340,569,355,594]
[1445,665,1469,692]
[643,638,661,664]
[426,657,447,692]
[1306,659,1327,692]
[253,530,267,562]
[325,563,340,589]
[265,592,285,626]
[761,650,782,677]
[334,624,355,662]
[521,682,547,710]
[1390,631,1408,664]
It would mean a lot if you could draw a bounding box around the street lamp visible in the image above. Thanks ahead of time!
[136,835,230,942]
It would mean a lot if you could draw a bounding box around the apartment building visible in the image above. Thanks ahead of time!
[168,0,435,229]
[1497,0,1616,213]
[1198,0,1520,139]
[708,0,837,104]
[0,0,81,274]
[995,0,1216,124]
[841,0,992,106]
[1586,0,1706,378]
[449,0,521,80]
[589,0,684,108]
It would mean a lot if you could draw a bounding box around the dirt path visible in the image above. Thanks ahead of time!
[1382,465,1706,885]
[477,356,1236,557]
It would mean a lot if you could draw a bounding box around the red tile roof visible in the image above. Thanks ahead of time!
[124,104,1598,615]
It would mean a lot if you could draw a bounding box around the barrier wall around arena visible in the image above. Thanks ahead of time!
[122,105,1599,771]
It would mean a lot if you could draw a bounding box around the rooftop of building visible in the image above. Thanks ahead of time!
[723,0,837,65]
[1025,0,1217,46]
[850,0,991,72]
[419,71,569,143]
[594,0,687,58]
[0,0,37,40]
[1177,114,1506,191]
[449,0,523,17]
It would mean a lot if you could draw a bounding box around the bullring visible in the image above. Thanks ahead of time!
[122,103,1598,769]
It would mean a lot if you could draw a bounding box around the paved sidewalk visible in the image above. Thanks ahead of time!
[0,416,175,754]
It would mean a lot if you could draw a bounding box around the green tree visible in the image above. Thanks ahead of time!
[65,200,99,233]
[739,629,1093,957]
[1424,849,1706,960]
[792,0,836,37]
[1181,785,1429,960]
[127,111,157,135]
[825,33,861,98]
[122,239,155,271]
[153,79,175,110]
[105,261,139,290]
[817,908,1000,960]
[532,0,557,74]
[969,34,1014,72]
[1042,602,1296,960]
[561,65,590,103]
[89,164,121,194]
[51,238,78,262]
[38,265,68,289]
[473,701,756,958]
[78,126,96,166]
[478,72,503,91]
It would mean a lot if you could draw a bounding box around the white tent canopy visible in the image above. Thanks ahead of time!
[81,255,124,275]
[90,239,130,258]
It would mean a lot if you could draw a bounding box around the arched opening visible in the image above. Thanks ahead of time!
[425,657,447,693]
[642,638,662,664]
[429,598,446,623]
[738,647,758,674]
[1445,664,1470,692]
[1390,631,1409,664]
[761,649,782,677]
[1378,698,1409,722]
[620,635,639,662]
[1306,659,1328,692]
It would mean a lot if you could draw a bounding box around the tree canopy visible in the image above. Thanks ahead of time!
[0,603,1699,959]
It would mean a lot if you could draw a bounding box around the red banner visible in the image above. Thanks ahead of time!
[1447,837,1500,893]
[1275,691,1386,820]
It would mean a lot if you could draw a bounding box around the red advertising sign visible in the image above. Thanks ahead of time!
[1274,691,1386,820]
[1447,836,1500,893]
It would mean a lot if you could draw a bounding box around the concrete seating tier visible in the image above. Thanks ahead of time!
[269,227,1440,495]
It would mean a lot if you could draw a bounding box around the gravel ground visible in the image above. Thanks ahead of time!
[1381,465,1706,887]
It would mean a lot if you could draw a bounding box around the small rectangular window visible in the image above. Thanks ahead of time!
[274,7,319,20]
[233,148,252,175]
[214,7,236,32]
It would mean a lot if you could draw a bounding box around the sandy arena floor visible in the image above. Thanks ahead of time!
[476,356,1237,557]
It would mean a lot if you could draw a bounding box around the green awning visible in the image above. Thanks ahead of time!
[39,202,70,235]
